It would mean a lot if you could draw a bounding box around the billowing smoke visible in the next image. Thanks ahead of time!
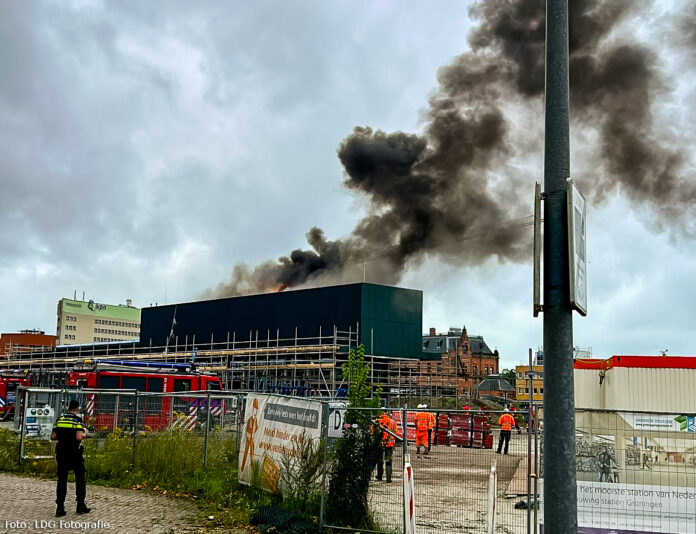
[206,0,694,297]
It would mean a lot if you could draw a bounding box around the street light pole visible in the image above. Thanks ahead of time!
[543,0,577,532]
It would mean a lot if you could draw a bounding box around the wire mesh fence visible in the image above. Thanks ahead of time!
[319,406,538,534]
[15,387,243,468]
[17,389,696,533]
[559,408,696,533]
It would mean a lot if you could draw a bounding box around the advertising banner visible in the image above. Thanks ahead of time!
[238,394,324,493]
[576,481,696,533]
[619,413,696,433]
[541,412,696,533]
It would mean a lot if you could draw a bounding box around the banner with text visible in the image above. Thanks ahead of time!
[541,411,696,533]
[238,394,323,493]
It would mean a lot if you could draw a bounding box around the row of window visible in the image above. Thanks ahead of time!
[64,325,76,331]
[421,363,497,376]
[65,315,77,322]
[473,366,496,375]
[95,319,138,328]
[94,337,123,342]
[518,387,544,395]
[64,334,76,340]
[517,371,545,379]
[94,328,139,337]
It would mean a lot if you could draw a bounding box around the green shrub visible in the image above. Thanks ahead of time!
[325,345,382,530]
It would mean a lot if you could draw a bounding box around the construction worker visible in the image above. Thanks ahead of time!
[374,412,400,483]
[427,408,436,452]
[509,404,521,434]
[497,407,516,455]
[415,404,430,457]
[51,400,90,517]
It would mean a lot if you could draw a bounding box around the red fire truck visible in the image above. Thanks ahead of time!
[67,360,222,431]
[0,373,31,421]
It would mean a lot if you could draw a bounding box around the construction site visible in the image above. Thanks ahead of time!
[0,283,500,407]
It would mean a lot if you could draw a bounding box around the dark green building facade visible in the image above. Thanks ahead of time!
[140,283,423,359]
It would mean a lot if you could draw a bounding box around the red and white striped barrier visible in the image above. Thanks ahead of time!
[404,459,415,534]
[172,403,198,431]
[487,458,497,534]
[85,394,95,421]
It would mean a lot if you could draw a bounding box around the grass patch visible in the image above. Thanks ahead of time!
[0,428,266,528]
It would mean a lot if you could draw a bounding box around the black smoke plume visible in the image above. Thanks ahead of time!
[206,0,694,298]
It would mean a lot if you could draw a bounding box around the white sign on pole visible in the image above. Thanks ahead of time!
[328,401,348,438]
[533,181,542,317]
[567,178,587,316]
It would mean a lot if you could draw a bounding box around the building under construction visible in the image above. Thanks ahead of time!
[0,284,424,396]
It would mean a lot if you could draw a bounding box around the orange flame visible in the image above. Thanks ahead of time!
[275,283,288,292]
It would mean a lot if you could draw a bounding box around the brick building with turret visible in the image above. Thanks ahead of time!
[389,326,499,399]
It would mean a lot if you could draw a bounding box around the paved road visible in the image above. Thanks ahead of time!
[0,473,208,534]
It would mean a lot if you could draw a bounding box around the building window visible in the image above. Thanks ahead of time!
[525,388,529,393]
[518,388,522,394]
[473,365,478,376]
[540,388,544,394]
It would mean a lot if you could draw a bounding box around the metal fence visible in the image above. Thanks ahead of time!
[15,387,242,465]
[567,408,696,533]
[14,388,539,533]
[318,407,539,534]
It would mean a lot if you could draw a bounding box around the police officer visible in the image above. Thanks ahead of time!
[51,400,90,517]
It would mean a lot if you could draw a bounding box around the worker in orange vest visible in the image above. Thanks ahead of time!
[497,408,516,455]
[374,412,400,482]
[427,408,436,452]
[509,404,521,434]
[415,404,431,457]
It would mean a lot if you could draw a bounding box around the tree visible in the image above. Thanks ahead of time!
[500,368,516,388]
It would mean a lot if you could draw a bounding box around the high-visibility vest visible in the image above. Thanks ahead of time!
[415,411,430,431]
[498,413,515,431]
[428,412,436,429]
[376,414,399,447]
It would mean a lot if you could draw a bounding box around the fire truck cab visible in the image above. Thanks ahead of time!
[0,373,31,421]
[67,360,222,431]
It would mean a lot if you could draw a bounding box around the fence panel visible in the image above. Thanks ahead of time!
[319,406,536,534]
[566,409,696,533]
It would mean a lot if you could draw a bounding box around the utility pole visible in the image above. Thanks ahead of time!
[543,0,577,532]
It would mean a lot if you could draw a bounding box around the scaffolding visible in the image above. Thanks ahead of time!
[0,325,483,405]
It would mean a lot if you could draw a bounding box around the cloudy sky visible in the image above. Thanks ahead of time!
[1,0,694,369]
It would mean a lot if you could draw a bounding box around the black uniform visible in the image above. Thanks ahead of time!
[52,412,87,508]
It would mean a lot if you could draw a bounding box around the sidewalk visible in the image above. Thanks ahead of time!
[0,473,205,534]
